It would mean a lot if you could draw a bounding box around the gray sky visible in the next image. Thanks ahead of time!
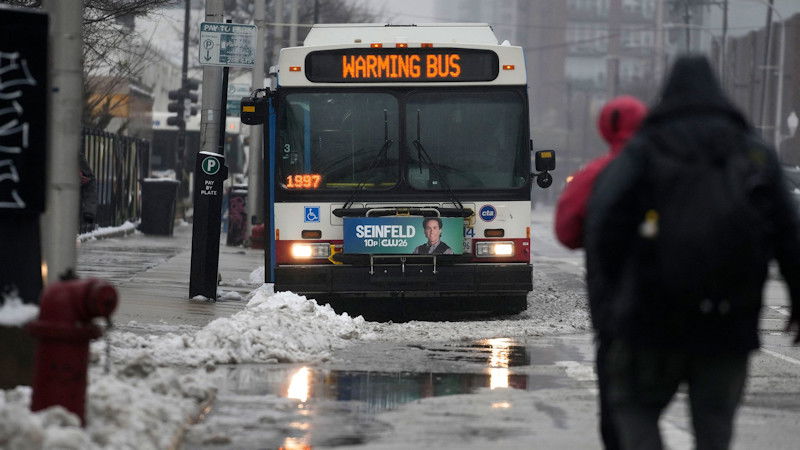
[368,0,439,24]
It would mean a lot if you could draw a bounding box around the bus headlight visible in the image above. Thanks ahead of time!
[291,243,330,259]
[475,241,515,257]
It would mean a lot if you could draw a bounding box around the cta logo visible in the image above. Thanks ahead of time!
[479,205,497,222]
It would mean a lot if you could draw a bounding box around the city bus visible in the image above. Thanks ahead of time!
[242,23,555,314]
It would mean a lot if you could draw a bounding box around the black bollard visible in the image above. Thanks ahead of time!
[189,151,228,300]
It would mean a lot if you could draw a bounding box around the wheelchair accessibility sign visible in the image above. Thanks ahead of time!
[304,206,320,223]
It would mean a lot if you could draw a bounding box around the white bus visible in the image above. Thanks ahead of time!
[243,23,555,314]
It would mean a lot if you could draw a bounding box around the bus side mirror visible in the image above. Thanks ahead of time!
[240,95,267,125]
[535,150,555,172]
[533,150,555,189]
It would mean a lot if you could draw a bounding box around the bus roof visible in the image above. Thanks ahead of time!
[278,23,525,87]
[303,23,501,46]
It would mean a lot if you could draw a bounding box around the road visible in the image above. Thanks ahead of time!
[76,208,800,449]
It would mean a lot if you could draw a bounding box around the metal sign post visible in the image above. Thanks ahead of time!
[191,21,255,299]
[189,152,229,299]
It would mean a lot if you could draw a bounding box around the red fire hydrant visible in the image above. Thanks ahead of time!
[26,278,118,425]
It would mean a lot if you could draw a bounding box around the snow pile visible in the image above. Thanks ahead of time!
[0,290,38,326]
[104,287,375,366]
[103,267,588,366]
[86,364,214,449]
[77,221,137,242]
[248,266,265,284]
[0,366,215,450]
[217,290,244,301]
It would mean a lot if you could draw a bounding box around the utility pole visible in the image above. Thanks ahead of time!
[41,0,83,283]
[683,1,692,51]
[758,0,775,138]
[273,0,284,63]
[720,0,729,84]
[247,0,267,234]
[289,0,299,47]
[200,0,224,155]
[607,0,622,98]
[654,0,665,84]
[176,0,191,201]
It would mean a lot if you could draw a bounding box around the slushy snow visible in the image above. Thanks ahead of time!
[2,265,589,448]
[0,291,39,326]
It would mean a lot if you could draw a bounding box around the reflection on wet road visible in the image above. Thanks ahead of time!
[186,336,595,449]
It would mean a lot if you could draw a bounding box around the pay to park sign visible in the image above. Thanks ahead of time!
[199,22,256,68]
[343,217,464,255]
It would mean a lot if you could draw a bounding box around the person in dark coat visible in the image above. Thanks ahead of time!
[79,151,97,227]
[585,55,800,449]
[554,94,647,450]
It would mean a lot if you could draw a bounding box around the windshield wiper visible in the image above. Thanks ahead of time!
[341,109,394,210]
[411,109,464,211]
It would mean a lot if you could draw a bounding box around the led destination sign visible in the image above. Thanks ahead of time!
[305,48,499,83]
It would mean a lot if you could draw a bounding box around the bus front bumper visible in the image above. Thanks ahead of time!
[274,263,532,298]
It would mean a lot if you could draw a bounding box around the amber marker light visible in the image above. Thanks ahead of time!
[395,43,408,48]
[301,230,322,239]
[502,64,515,70]
[421,43,433,48]
[370,43,383,48]
[484,229,505,238]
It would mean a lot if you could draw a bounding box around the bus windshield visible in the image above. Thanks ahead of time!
[277,88,528,191]
[406,90,528,190]
[279,92,400,190]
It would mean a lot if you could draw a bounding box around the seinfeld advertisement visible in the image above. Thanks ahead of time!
[344,217,464,255]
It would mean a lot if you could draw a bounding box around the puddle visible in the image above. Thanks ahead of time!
[212,364,539,412]
[187,337,589,448]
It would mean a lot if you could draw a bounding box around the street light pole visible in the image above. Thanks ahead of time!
[747,0,784,145]
[775,18,785,145]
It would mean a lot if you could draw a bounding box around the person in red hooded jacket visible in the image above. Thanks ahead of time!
[554,95,646,450]
[555,95,647,249]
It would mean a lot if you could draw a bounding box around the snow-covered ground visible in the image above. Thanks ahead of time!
[1,262,589,449]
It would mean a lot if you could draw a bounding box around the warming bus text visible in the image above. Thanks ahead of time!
[304,49,498,83]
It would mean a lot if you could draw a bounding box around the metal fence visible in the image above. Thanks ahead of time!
[80,128,150,234]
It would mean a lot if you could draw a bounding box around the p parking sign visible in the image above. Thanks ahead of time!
[201,156,220,175]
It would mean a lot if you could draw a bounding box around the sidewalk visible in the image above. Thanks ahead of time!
[76,223,264,329]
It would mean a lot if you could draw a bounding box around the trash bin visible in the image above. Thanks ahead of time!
[226,185,248,246]
[139,179,179,236]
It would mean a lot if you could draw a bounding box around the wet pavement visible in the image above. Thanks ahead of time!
[184,335,598,449]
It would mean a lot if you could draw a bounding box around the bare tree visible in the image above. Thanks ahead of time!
[2,0,379,131]
[2,0,173,131]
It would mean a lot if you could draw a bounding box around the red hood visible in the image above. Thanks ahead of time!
[597,95,647,155]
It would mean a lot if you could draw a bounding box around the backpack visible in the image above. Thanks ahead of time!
[612,128,771,346]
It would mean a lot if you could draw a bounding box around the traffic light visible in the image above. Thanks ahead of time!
[166,78,200,127]
[183,78,199,120]
[166,87,185,127]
